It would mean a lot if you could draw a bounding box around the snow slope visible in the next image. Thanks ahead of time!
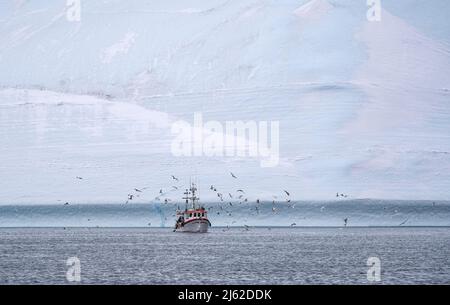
[0,0,449,207]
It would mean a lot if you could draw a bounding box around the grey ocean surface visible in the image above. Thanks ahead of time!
[0,227,449,284]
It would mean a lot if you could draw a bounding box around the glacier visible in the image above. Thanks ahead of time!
[0,0,449,214]
[1,200,449,228]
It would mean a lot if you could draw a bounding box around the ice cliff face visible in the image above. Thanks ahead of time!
[0,0,449,204]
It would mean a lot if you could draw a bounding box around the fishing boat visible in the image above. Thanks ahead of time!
[174,183,211,233]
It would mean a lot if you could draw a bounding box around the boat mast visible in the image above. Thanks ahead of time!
[191,183,198,210]
[183,188,189,211]
[182,181,199,211]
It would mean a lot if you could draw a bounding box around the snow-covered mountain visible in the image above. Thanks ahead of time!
[0,0,449,204]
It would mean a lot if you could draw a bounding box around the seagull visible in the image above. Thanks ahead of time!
[159,189,163,194]
[344,218,348,227]
[230,172,237,179]
[210,185,214,190]
[237,190,245,193]
[128,194,134,200]
[134,188,142,193]
[172,186,178,190]
[76,176,83,180]
[171,175,179,181]
[284,190,290,196]
[256,199,260,204]
[64,202,69,205]
[229,193,233,198]
[229,202,233,206]
[290,223,296,227]
[399,218,410,226]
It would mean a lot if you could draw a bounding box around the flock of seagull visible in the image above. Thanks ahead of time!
[66,172,356,228]
[63,172,421,228]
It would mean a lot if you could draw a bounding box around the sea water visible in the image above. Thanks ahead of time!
[0,227,449,284]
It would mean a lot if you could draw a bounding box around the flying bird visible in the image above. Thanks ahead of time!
[134,188,142,193]
[76,176,83,180]
[237,190,245,193]
[230,172,237,179]
[171,175,179,181]
[284,190,290,196]
[399,218,410,226]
